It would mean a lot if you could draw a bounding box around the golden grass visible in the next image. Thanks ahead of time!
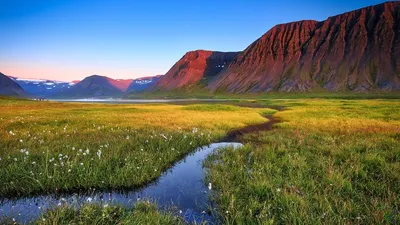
[273,99,400,134]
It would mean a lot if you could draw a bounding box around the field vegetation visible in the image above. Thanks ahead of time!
[0,97,399,224]
[205,99,400,224]
[0,100,268,197]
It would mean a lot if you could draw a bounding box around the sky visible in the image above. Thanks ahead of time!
[0,0,389,81]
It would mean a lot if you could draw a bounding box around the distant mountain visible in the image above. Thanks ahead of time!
[0,72,28,97]
[127,75,163,93]
[108,79,134,92]
[9,76,74,97]
[151,50,240,90]
[54,75,124,98]
[209,2,400,92]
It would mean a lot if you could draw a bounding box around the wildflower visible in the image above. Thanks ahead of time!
[79,149,82,153]
[154,169,157,172]
[32,161,36,165]
[25,151,29,156]
[87,197,93,202]
[9,130,13,135]
[179,210,182,214]
[208,183,212,190]
[72,147,75,150]
[68,169,71,173]
[226,210,229,214]
[85,149,89,154]
[192,127,198,133]
[97,149,101,159]
[103,204,109,208]
[20,139,23,143]
[59,154,63,157]
[14,158,18,161]
[126,136,129,140]
[276,188,281,192]
[80,163,84,166]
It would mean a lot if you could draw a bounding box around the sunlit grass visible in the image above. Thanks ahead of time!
[0,100,268,197]
[205,99,400,224]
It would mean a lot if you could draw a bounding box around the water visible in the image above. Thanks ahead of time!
[50,98,233,103]
[0,142,243,224]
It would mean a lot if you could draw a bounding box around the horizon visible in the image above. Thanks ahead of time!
[1,0,388,82]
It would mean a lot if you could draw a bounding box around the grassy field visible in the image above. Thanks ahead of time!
[204,99,400,224]
[0,97,399,224]
[0,202,185,225]
[0,99,269,197]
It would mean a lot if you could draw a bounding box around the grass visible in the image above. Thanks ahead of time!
[125,90,400,100]
[0,99,267,197]
[204,99,400,224]
[0,202,185,225]
[1,97,399,224]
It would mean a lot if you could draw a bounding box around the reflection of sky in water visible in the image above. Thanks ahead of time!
[0,142,243,224]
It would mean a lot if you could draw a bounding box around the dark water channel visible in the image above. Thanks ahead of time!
[0,143,243,224]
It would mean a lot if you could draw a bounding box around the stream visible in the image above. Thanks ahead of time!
[0,142,243,224]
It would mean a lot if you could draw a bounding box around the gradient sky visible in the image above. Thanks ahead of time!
[0,0,389,81]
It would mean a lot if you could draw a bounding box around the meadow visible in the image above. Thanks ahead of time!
[205,99,400,224]
[0,99,269,198]
[0,97,399,224]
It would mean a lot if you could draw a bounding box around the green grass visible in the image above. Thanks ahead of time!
[0,99,267,197]
[1,97,399,224]
[125,90,400,100]
[183,104,240,112]
[0,202,185,225]
[204,99,400,224]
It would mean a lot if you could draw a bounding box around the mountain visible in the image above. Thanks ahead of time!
[107,79,134,92]
[209,2,400,92]
[152,50,240,90]
[0,72,28,97]
[127,75,163,93]
[9,76,74,97]
[55,75,124,98]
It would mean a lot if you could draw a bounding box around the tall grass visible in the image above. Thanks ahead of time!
[0,100,267,197]
[204,99,400,224]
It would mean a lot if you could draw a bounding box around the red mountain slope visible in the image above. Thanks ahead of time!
[152,50,240,90]
[210,2,400,92]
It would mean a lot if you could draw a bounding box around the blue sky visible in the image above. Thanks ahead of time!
[0,0,388,81]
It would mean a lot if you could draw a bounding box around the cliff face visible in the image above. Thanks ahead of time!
[152,50,240,90]
[210,2,400,92]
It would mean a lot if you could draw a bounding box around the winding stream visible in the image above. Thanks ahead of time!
[0,142,243,224]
